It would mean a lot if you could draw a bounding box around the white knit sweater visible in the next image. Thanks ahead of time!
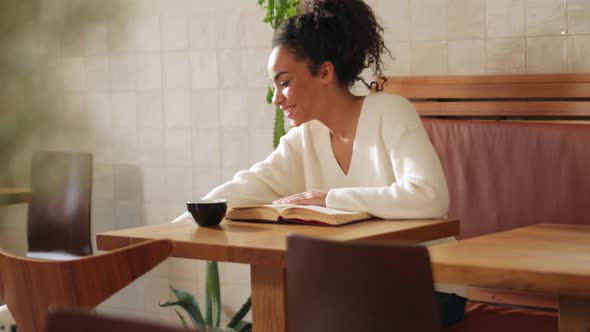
[175,94,458,293]
[199,93,449,219]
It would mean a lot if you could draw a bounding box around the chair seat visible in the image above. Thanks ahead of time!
[444,302,558,332]
[26,251,84,261]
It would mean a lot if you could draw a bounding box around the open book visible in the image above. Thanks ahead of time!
[225,204,371,226]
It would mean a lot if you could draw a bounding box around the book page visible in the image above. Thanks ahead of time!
[286,205,364,215]
[232,204,295,212]
[264,204,298,212]
[281,205,370,225]
[226,205,283,221]
[233,204,357,215]
[227,204,369,225]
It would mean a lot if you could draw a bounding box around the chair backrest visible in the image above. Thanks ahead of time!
[286,234,440,332]
[0,239,174,332]
[27,151,93,256]
[47,308,195,332]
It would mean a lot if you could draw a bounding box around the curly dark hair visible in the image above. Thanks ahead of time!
[272,0,390,90]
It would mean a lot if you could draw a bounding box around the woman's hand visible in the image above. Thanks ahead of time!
[273,190,328,206]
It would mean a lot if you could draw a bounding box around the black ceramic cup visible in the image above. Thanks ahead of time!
[186,199,227,226]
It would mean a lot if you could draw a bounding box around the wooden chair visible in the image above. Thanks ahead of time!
[27,151,93,260]
[286,234,440,332]
[0,239,174,332]
[46,307,196,332]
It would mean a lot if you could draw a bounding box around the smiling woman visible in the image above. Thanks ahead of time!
[173,0,464,327]
[197,0,449,219]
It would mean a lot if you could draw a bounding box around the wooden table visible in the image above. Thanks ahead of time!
[97,217,459,332]
[428,223,590,332]
[0,188,32,205]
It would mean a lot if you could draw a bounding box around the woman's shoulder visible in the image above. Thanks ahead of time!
[364,93,419,125]
[279,123,303,144]
[364,92,414,111]
[283,120,324,136]
[277,120,324,147]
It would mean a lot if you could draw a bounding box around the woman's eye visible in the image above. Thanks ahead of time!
[279,81,290,87]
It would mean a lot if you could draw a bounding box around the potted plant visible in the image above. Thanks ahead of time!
[160,262,252,332]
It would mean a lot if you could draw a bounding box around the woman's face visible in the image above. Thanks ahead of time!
[267,46,322,127]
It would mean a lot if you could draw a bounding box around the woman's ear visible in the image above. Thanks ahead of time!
[318,61,335,83]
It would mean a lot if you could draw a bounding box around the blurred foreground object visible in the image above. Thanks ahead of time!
[47,307,198,332]
[26,151,93,260]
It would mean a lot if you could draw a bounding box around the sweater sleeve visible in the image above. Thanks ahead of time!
[201,127,306,208]
[326,98,449,219]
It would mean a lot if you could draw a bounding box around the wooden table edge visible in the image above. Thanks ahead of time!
[428,224,590,296]
[96,233,286,267]
[97,218,459,268]
[353,218,459,243]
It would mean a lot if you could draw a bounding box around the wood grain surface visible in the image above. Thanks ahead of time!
[381,73,590,117]
[428,224,590,296]
[97,218,459,268]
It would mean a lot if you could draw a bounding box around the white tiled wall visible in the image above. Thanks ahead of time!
[375,0,590,75]
[1,0,589,327]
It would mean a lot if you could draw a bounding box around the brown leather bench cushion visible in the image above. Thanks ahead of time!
[422,118,590,239]
[444,303,558,332]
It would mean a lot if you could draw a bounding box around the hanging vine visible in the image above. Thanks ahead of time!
[257,0,300,148]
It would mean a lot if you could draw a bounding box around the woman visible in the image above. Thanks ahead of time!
[179,0,465,326]
[202,0,449,219]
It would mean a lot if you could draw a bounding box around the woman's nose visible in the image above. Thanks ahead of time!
[272,88,283,106]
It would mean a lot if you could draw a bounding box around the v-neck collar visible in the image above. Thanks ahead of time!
[325,96,367,177]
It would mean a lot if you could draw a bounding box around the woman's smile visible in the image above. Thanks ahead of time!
[282,105,296,117]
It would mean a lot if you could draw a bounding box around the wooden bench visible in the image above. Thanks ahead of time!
[383,73,590,230]
[384,73,590,119]
[382,73,590,316]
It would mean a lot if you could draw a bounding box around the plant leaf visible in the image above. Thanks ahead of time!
[160,286,206,328]
[204,275,212,326]
[286,6,296,17]
[266,86,274,104]
[226,297,252,329]
[267,0,275,29]
[235,321,252,332]
[175,310,189,330]
[273,107,286,149]
[206,261,222,327]
[277,0,291,26]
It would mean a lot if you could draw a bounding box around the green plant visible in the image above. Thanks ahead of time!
[160,262,252,332]
[257,0,301,148]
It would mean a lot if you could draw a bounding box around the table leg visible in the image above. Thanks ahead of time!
[559,296,590,332]
[250,265,287,332]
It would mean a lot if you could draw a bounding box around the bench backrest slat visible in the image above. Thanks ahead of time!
[383,73,590,117]
[415,101,590,116]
